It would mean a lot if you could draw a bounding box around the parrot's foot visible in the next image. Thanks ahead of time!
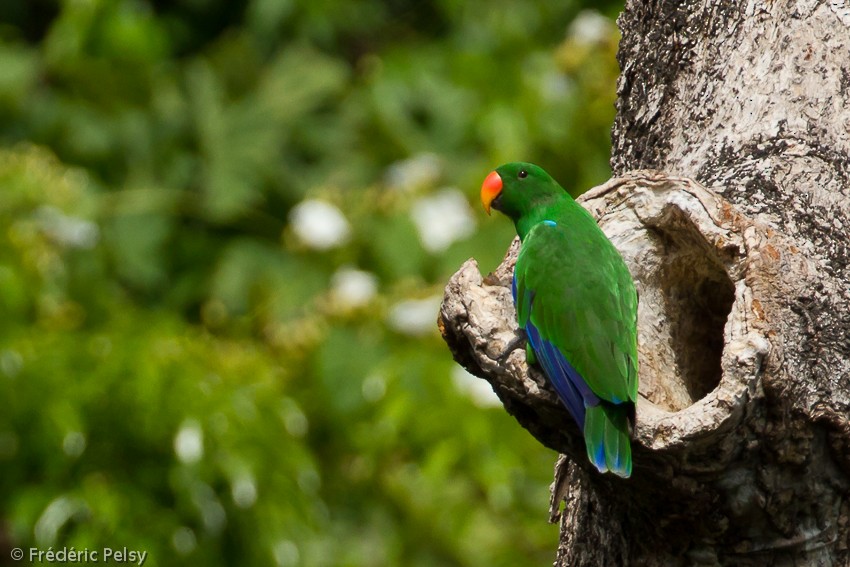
[496,331,527,365]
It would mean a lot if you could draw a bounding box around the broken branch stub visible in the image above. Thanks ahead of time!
[439,171,793,476]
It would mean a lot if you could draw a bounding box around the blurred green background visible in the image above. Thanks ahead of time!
[0,0,621,565]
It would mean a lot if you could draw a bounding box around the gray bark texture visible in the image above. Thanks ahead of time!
[438,1,850,565]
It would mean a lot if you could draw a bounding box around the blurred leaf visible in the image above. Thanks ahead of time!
[210,238,328,322]
[361,213,426,282]
[0,43,38,111]
[103,212,172,290]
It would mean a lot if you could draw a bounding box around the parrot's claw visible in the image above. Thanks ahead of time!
[496,330,527,365]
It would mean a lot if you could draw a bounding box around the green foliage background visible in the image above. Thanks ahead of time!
[0,1,621,565]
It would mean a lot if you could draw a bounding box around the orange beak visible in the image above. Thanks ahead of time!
[480,171,503,215]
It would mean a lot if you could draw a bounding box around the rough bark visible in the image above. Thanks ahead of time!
[439,1,850,565]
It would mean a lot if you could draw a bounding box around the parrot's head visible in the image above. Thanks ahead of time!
[480,162,564,221]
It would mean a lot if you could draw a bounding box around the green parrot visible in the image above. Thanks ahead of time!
[480,162,638,477]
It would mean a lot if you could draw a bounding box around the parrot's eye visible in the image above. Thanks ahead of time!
[518,169,528,179]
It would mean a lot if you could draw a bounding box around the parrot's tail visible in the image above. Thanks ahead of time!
[584,402,633,478]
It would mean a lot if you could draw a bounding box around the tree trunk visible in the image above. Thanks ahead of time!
[439,1,850,565]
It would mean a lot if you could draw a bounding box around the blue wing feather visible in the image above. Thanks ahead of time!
[594,440,607,470]
[514,273,600,428]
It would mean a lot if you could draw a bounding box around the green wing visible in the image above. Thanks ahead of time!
[515,217,637,405]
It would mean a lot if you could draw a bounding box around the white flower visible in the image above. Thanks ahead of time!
[388,296,442,336]
[62,431,86,458]
[172,527,197,555]
[540,71,572,101]
[362,372,387,402]
[331,267,378,307]
[34,496,87,547]
[568,10,613,45]
[273,540,300,567]
[231,474,258,509]
[385,153,442,192]
[174,419,204,464]
[289,199,351,250]
[410,188,476,253]
[36,206,99,249]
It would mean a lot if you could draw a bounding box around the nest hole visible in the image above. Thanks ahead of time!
[662,254,735,401]
[645,222,736,410]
